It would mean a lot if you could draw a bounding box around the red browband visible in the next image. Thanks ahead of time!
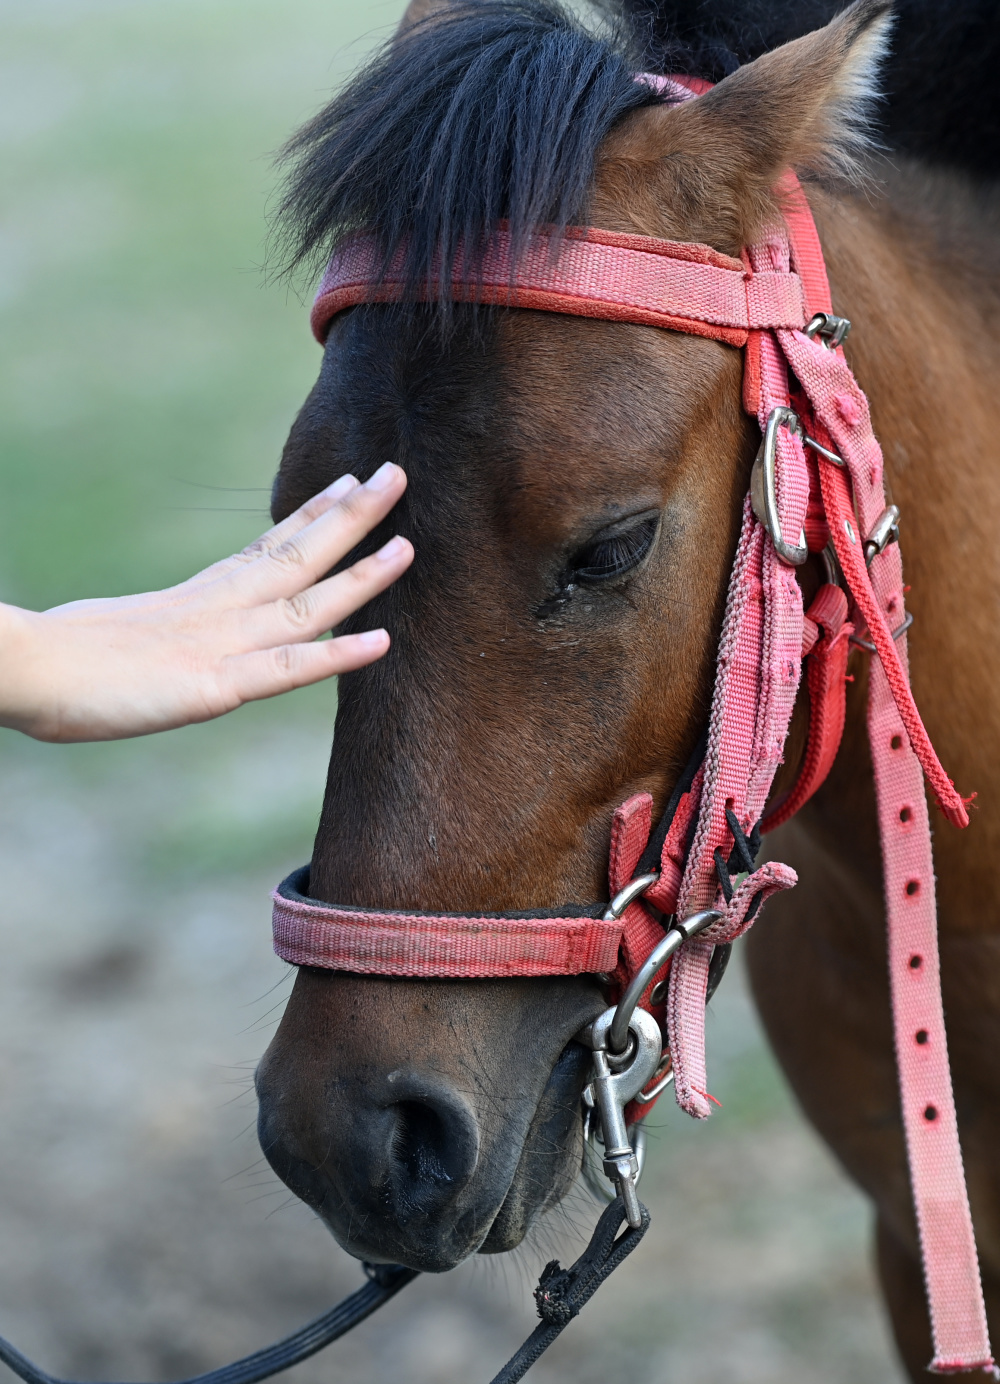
[310,223,806,350]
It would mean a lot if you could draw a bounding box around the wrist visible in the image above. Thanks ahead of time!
[0,604,56,738]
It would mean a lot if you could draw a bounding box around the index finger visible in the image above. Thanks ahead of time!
[218,463,408,605]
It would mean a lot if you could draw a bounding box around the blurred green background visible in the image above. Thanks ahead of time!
[1,0,392,607]
[0,3,903,1381]
[0,0,399,875]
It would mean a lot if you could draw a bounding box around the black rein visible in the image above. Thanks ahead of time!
[0,1198,646,1384]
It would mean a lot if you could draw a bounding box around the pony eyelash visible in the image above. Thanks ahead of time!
[569,513,660,584]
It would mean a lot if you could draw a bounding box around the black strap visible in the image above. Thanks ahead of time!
[634,730,707,878]
[0,1202,646,1384]
[0,1264,416,1384]
[705,941,732,1003]
[488,1197,650,1384]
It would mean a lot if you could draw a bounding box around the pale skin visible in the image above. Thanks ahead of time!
[0,461,412,744]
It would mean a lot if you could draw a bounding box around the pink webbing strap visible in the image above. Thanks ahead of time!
[667,219,808,1118]
[778,189,991,1375]
[310,224,806,349]
[662,168,990,1371]
[761,583,852,832]
[776,372,991,1372]
[272,870,621,979]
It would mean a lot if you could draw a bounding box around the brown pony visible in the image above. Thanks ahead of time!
[254,0,1000,1374]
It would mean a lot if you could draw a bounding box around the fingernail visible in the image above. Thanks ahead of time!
[326,474,358,500]
[365,462,398,491]
[375,535,407,562]
[358,628,388,647]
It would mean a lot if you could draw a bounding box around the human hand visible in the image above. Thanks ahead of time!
[0,463,413,742]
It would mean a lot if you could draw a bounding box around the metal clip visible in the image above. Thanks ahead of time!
[581,1103,647,1204]
[804,311,851,350]
[863,504,900,567]
[750,407,809,565]
[578,1008,662,1228]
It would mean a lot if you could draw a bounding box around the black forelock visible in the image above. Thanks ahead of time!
[270,1,665,312]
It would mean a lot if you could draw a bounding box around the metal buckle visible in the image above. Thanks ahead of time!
[751,407,809,565]
[849,612,913,654]
[751,407,852,566]
[863,504,900,567]
[804,311,851,350]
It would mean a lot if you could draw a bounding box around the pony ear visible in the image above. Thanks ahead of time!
[596,0,893,252]
[696,0,893,180]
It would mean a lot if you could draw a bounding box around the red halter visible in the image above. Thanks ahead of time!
[272,105,991,1375]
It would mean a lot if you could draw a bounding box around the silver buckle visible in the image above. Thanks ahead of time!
[849,612,913,655]
[804,311,851,350]
[863,504,900,567]
[751,407,853,566]
[751,407,809,565]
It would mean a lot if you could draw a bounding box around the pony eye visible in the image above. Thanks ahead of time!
[569,514,659,584]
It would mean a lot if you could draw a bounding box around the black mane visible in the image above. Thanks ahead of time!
[272,1,663,305]
[606,0,1000,178]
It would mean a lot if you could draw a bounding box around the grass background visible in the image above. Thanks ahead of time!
[0,3,903,1380]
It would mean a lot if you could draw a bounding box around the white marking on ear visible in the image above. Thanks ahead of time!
[804,1,895,182]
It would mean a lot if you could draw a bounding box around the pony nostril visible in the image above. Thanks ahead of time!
[384,1081,480,1206]
[392,1101,454,1186]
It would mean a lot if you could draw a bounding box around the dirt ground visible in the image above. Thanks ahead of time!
[0,714,904,1384]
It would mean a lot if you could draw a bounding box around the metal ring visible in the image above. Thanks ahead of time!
[603,871,660,922]
[607,908,723,1055]
[633,1052,674,1105]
